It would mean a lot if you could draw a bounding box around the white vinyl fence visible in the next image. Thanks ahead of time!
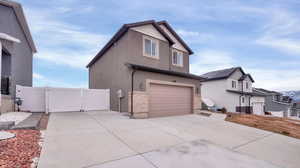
[16,85,110,113]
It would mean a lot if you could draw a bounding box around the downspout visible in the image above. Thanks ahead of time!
[130,69,136,118]
[239,95,241,113]
[0,41,2,116]
[169,47,172,71]
[239,81,243,113]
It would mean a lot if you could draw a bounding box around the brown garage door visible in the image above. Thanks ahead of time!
[149,83,192,118]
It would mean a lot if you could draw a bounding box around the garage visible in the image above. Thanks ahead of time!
[252,102,264,115]
[149,83,193,118]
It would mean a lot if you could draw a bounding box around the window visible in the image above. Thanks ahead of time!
[242,97,245,103]
[232,80,237,88]
[172,50,183,66]
[143,36,159,58]
[246,82,249,89]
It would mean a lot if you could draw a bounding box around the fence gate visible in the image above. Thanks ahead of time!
[16,85,110,113]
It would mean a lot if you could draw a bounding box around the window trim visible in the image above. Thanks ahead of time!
[143,36,159,59]
[172,49,183,67]
[231,80,237,89]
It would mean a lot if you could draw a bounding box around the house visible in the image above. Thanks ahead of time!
[291,102,300,118]
[0,0,37,113]
[254,88,293,117]
[87,20,203,118]
[200,67,266,114]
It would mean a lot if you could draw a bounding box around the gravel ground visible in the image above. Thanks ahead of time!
[0,130,41,168]
[0,112,32,125]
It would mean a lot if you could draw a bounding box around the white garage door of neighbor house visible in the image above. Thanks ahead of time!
[16,85,110,113]
[252,102,264,115]
[149,84,192,118]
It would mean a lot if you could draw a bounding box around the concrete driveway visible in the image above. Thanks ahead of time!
[38,111,300,168]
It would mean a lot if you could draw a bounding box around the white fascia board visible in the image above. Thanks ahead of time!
[0,33,21,43]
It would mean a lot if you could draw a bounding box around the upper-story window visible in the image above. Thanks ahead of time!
[232,80,237,89]
[143,36,159,58]
[172,50,183,66]
[246,82,249,89]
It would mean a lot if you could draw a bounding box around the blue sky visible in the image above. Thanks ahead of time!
[17,0,300,91]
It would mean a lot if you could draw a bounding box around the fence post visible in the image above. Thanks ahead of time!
[80,88,84,112]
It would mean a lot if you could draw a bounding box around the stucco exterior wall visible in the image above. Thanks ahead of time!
[125,30,189,73]
[265,95,291,113]
[0,4,33,97]
[201,79,239,112]
[89,29,196,112]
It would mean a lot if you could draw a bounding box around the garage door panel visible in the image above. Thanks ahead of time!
[149,84,192,118]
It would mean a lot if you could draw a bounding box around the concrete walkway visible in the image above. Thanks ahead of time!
[38,111,300,168]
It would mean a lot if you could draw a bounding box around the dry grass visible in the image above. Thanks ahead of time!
[225,113,300,139]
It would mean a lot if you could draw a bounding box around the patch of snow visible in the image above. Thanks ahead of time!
[0,112,32,125]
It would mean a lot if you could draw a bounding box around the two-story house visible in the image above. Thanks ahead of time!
[201,67,266,114]
[0,0,37,113]
[87,20,203,118]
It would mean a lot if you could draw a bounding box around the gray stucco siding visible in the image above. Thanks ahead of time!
[133,70,201,92]
[89,29,197,112]
[264,96,291,112]
[0,4,33,97]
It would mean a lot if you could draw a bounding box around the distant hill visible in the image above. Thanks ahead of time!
[283,91,300,102]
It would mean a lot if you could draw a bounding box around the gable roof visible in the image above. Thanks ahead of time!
[86,20,175,68]
[239,74,255,83]
[201,67,255,82]
[157,20,193,55]
[0,0,37,53]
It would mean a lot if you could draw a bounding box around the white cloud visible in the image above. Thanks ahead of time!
[33,73,45,79]
[256,8,300,56]
[256,37,300,55]
[249,68,300,91]
[176,29,215,44]
[190,49,236,75]
[25,8,110,68]
[33,73,87,88]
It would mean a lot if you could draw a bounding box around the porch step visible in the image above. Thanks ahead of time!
[12,113,43,130]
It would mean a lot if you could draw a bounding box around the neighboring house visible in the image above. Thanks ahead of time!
[201,67,266,114]
[87,20,203,118]
[254,88,293,117]
[291,102,300,118]
[0,0,37,112]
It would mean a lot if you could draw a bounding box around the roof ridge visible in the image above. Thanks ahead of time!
[201,66,239,75]
[87,20,175,67]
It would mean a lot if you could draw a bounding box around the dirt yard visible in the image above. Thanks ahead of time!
[226,113,300,139]
[0,130,41,168]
